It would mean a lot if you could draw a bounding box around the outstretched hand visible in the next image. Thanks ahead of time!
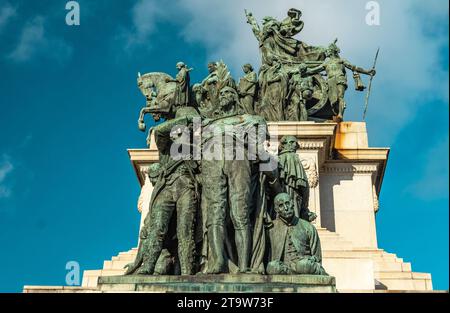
[245,9,253,22]
[138,120,146,132]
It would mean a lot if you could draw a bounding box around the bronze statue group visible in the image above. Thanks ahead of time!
[126,8,376,277]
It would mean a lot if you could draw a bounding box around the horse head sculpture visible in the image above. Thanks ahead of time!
[137,72,177,128]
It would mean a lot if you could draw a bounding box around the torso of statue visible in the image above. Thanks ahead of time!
[283,227,301,264]
[325,58,347,80]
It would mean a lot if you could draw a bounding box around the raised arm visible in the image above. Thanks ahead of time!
[245,9,262,40]
[343,59,376,76]
[306,64,326,75]
[153,116,193,151]
[267,73,282,84]
[242,72,258,93]
[201,73,218,87]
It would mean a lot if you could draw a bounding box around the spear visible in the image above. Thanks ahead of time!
[363,48,380,120]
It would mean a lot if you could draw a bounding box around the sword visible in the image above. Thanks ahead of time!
[363,48,380,120]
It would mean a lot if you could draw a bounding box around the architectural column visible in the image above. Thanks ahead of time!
[297,139,329,228]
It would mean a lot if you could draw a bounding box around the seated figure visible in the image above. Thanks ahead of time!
[267,193,327,275]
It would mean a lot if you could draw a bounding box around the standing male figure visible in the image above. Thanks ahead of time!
[201,62,219,104]
[310,42,376,121]
[126,110,200,276]
[201,86,268,274]
[278,135,316,222]
[238,63,258,115]
[165,62,192,107]
[258,58,288,121]
[286,63,315,121]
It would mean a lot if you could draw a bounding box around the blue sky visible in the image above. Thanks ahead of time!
[0,0,448,292]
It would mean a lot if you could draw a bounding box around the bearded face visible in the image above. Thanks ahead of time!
[218,87,238,112]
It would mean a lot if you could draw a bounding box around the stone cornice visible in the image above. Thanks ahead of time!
[128,149,159,161]
[267,122,337,167]
[335,148,389,161]
[128,149,159,186]
[298,139,326,150]
[267,121,337,137]
[334,148,389,197]
[321,163,378,174]
[127,124,390,196]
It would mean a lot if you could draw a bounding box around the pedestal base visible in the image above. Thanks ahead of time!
[97,274,337,293]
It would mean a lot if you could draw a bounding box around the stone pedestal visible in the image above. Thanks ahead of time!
[97,275,336,293]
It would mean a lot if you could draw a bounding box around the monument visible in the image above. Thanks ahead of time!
[24,8,433,293]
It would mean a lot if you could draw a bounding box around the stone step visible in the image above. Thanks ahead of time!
[322,247,397,258]
[375,270,430,280]
[319,234,351,239]
[323,249,397,259]
[322,249,384,258]
[318,234,345,239]
[81,270,103,288]
[100,269,127,276]
[106,258,406,274]
[97,244,421,290]
[104,260,136,270]
[321,245,355,251]
[320,238,354,244]
[118,252,137,257]
[373,261,410,272]
[112,251,400,261]
[375,271,413,279]
[318,235,341,238]
[112,256,136,262]
[412,272,432,280]
[321,245,355,250]
[375,277,431,291]
[380,252,398,259]
[320,237,354,244]
[304,228,355,250]
[110,249,404,267]
[319,243,355,249]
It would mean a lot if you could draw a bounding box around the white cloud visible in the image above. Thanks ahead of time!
[125,0,449,145]
[0,2,16,32]
[0,155,13,199]
[120,0,170,51]
[8,16,72,63]
[8,16,45,62]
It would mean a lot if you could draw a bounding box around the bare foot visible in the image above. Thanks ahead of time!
[333,115,343,123]
[124,262,139,275]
